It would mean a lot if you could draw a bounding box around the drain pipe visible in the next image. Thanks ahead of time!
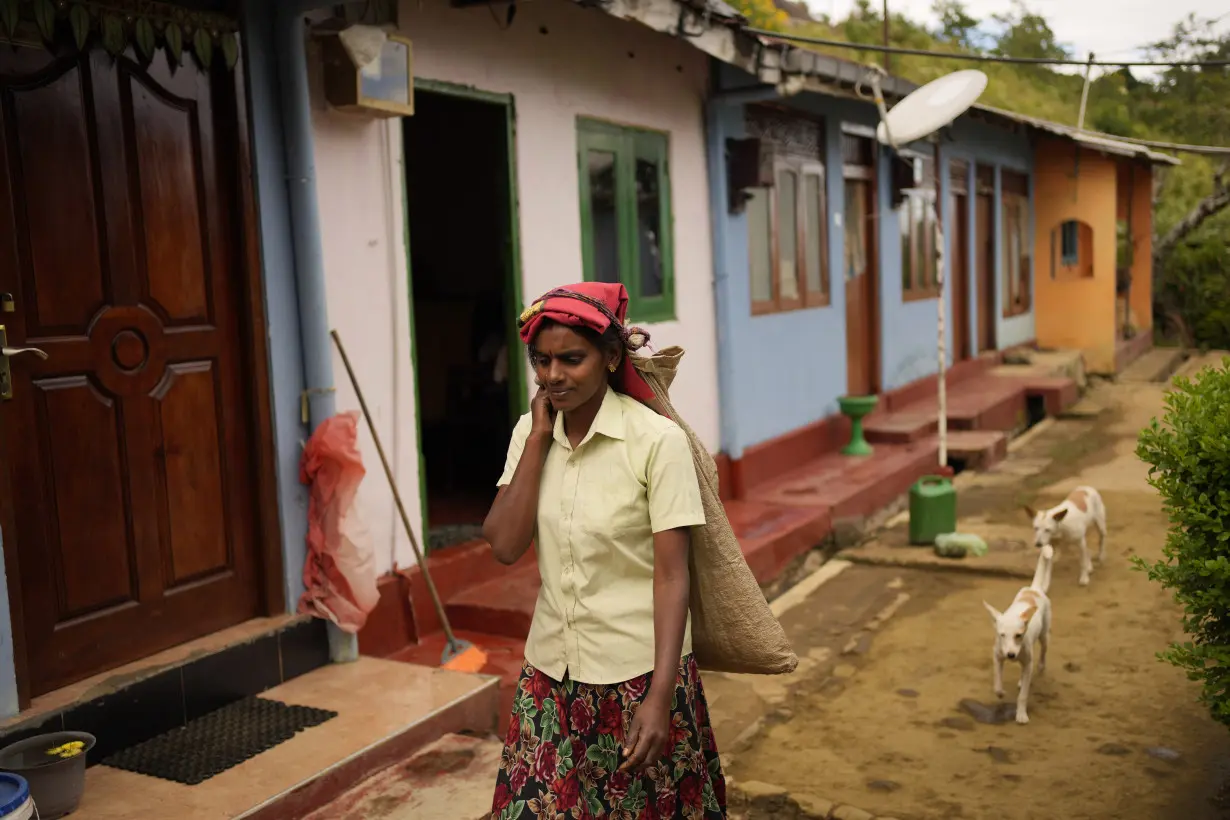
[274,0,355,664]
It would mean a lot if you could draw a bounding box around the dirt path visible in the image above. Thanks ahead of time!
[724,376,1230,820]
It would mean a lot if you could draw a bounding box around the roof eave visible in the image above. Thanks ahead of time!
[583,0,1180,167]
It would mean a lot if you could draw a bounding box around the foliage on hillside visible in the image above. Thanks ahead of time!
[739,0,1230,348]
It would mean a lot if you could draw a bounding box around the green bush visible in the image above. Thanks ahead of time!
[1136,358,1230,726]
[1156,239,1230,351]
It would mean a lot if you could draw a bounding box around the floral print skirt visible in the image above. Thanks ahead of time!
[490,655,726,819]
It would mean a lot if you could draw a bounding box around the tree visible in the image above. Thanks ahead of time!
[726,0,788,32]
[990,0,1069,60]
[1136,360,1230,725]
[932,0,979,51]
[1143,14,1230,343]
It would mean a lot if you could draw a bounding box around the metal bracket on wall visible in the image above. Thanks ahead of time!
[300,386,337,424]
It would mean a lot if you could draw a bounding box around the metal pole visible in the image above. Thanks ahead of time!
[882,0,891,72]
[1076,52,1095,132]
[934,139,947,468]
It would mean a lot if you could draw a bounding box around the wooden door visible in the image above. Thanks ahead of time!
[844,178,878,396]
[0,46,264,695]
[974,191,997,353]
[950,193,971,361]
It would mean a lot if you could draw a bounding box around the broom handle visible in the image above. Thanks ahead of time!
[330,329,459,647]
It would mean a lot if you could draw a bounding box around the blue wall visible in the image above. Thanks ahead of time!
[241,2,312,610]
[709,64,1035,458]
[0,533,17,717]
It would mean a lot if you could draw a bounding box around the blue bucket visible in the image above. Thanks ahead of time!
[0,773,33,819]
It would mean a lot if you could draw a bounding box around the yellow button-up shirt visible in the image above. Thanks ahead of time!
[498,387,706,685]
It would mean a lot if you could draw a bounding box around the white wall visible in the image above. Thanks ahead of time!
[310,0,720,573]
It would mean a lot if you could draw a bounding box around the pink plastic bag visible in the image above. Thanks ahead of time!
[298,411,380,632]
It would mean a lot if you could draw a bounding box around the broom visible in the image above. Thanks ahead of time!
[330,329,489,673]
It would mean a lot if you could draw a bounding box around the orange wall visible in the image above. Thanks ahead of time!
[1033,139,1119,373]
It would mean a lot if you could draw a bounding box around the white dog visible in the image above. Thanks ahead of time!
[983,544,1053,725]
[1025,485,1107,587]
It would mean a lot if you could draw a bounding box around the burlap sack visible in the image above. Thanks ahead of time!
[632,347,799,675]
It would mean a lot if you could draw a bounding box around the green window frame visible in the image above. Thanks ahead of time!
[576,118,675,323]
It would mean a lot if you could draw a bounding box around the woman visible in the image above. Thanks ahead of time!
[483,282,726,819]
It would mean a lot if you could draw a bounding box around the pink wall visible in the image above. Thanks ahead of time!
[306,0,719,571]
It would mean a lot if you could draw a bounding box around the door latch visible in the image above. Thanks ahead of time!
[0,325,49,401]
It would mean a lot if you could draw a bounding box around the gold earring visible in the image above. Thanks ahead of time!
[608,363,618,372]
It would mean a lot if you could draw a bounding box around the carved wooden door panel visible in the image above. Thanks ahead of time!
[0,46,262,695]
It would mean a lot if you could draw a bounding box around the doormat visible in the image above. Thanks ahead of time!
[102,696,337,786]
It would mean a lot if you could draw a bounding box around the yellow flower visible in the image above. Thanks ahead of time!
[45,741,85,759]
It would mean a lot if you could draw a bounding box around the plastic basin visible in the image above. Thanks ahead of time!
[0,731,95,819]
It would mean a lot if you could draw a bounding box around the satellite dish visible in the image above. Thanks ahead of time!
[875,69,988,146]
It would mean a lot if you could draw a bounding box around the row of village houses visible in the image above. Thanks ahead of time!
[303,0,1169,580]
[0,0,1172,716]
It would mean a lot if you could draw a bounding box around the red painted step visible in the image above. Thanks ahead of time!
[752,439,940,520]
[445,565,539,639]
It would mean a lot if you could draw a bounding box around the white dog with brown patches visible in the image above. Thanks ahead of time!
[984,544,1054,725]
[1025,485,1107,587]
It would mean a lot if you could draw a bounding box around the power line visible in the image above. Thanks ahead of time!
[745,27,1230,68]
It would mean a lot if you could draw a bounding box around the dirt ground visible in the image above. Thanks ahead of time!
[724,370,1230,820]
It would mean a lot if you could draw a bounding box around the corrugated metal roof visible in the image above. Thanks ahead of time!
[591,0,1180,167]
[974,105,1181,165]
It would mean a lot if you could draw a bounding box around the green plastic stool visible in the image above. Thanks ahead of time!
[909,475,957,545]
[838,395,878,457]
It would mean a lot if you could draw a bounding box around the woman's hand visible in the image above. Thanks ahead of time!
[531,385,555,437]
[619,690,671,773]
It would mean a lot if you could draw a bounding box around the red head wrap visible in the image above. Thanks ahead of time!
[516,282,655,403]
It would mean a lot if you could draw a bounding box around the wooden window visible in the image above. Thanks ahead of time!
[577,118,674,322]
[1051,219,1094,279]
[745,107,830,314]
[899,154,939,301]
[842,133,873,168]
[1060,221,1079,266]
[747,160,830,314]
[1002,169,1031,317]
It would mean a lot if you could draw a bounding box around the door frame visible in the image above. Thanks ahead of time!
[404,78,527,540]
[974,164,998,354]
[948,156,972,362]
[840,125,881,397]
[0,45,283,709]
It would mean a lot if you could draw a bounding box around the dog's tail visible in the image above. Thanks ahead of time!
[1031,544,1055,595]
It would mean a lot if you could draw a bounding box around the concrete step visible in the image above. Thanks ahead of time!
[944,429,1008,471]
[1175,350,1230,380]
[864,377,1028,444]
[1120,346,1187,383]
[724,499,833,585]
[390,631,526,738]
[1014,375,1080,417]
[71,658,500,819]
[864,409,937,444]
[752,440,940,521]
[302,733,500,820]
[445,566,539,639]
[944,378,1028,432]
